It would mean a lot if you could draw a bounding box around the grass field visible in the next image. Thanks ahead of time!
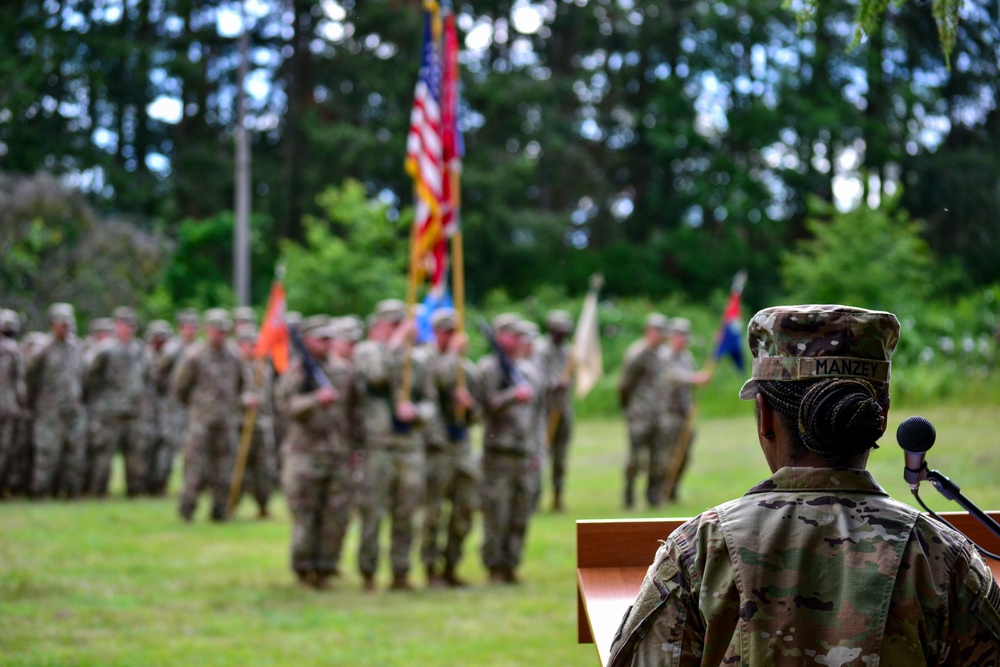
[3,405,1000,666]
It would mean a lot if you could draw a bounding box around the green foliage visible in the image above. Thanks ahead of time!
[781,197,934,315]
[161,211,278,311]
[280,181,410,316]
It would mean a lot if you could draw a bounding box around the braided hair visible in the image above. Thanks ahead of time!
[757,378,889,464]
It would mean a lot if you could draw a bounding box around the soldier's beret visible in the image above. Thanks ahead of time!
[431,307,459,332]
[113,306,138,325]
[645,312,669,333]
[203,308,233,331]
[145,320,174,341]
[299,315,331,338]
[48,303,75,324]
[0,309,21,333]
[739,304,900,401]
[176,308,200,326]
[232,306,256,324]
[88,318,115,335]
[668,317,692,336]
[492,313,522,334]
[545,310,574,334]
[375,299,407,324]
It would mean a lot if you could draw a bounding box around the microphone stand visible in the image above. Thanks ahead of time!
[917,465,1000,544]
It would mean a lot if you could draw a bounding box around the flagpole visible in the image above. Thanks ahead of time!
[451,228,467,423]
[227,359,263,517]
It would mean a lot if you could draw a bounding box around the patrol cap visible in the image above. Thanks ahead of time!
[145,320,173,341]
[515,320,539,340]
[48,303,75,324]
[0,309,21,333]
[88,318,115,336]
[738,304,900,401]
[645,312,669,333]
[330,316,365,343]
[375,299,407,325]
[176,308,200,326]
[492,313,522,334]
[286,311,303,328]
[203,308,233,332]
[545,310,574,334]
[668,317,692,336]
[235,324,258,343]
[113,306,138,325]
[232,306,256,324]
[299,315,332,338]
[431,307,459,332]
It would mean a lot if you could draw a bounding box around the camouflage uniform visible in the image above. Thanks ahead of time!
[618,317,671,507]
[355,335,437,585]
[277,336,360,583]
[0,313,26,496]
[536,310,575,510]
[173,315,244,521]
[420,335,481,584]
[660,320,699,501]
[477,316,542,581]
[25,306,87,498]
[239,355,278,514]
[156,315,199,496]
[609,467,1000,666]
[142,321,174,495]
[85,317,147,496]
[612,304,1000,665]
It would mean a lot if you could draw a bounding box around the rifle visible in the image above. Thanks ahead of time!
[288,324,332,390]
[476,317,526,387]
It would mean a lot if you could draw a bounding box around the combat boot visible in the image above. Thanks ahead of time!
[442,563,468,588]
[362,573,377,592]
[426,565,447,589]
[552,489,564,512]
[624,479,635,509]
[389,572,414,591]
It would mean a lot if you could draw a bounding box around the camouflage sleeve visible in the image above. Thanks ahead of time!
[478,356,518,413]
[276,363,322,420]
[464,359,483,424]
[608,523,707,667]
[85,344,108,394]
[413,356,439,425]
[618,343,648,408]
[355,342,389,387]
[950,543,1000,660]
[172,351,197,405]
[24,345,44,410]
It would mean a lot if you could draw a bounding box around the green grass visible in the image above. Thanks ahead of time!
[2,405,999,666]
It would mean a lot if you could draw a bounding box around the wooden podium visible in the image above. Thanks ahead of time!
[577,511,1000,667]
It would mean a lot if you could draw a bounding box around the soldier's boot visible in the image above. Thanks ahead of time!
[426,564,447,589]
[624,478,635,509]
[488,568,506,584]
[295,571,315,589]
[552,489,564,512]
[257,504,270,520]
[502,567,521,585]
[442,563,468,588]
[389,572,414,592]
[362,573,377,593]
[313,574,332,591]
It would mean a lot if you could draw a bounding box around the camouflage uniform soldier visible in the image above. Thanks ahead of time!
[477,313,541,584]
[236,325,278,518]
[535,310,575,512]
[143,320,174,495]
[609,305,1000,666]
[157,309,200,494]
[173,309,244,522]
[355,300,438,591]
[618,313,671,508]
[25,304,87,498]
[85,307,148,496]
[277,317,360,589]
[9,331,49,496]
[420,308,480,588]
[0,309,26,497]
[659,318,711,502]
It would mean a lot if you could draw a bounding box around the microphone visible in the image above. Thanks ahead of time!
[896,416,936,489]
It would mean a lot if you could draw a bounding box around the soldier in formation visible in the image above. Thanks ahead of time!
[0,309,26,498]
[235,324,278,518]
[535,310,575,512]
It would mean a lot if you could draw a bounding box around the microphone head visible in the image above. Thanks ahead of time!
[896,416,936,454]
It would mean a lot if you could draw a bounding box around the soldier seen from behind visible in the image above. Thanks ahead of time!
[609,305,1000,666]
[537,310,575,512]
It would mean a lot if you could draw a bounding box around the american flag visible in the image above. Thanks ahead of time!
[440,4,464,239]
[405,0,446,286]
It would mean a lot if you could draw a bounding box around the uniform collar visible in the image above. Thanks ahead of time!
[745,467,889,496]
